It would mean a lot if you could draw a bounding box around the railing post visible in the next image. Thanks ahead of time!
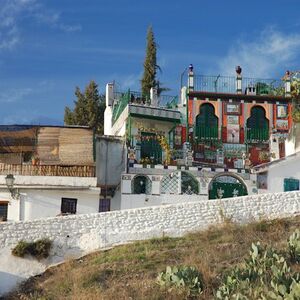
[236,66,242,94]
[284,70,291,97]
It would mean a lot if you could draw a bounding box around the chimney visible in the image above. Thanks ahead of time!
[235,66,242,94]
[188,64,194,92]
[284,70,291,97]
[150,87,158,106]
[106,83,114,107]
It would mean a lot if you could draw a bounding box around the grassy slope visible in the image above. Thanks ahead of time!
[6,216,300,300]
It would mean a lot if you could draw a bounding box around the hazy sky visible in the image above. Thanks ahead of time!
[1,0,300,124]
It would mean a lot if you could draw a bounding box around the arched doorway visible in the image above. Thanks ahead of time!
[195,103,219,139]
[181,171,199,195]
[208,173,248,199]
[132,175,152,194]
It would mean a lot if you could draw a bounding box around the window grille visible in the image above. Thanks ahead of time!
[61,198,77,214]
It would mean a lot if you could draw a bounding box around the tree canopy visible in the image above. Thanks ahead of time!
[64,80,105,134]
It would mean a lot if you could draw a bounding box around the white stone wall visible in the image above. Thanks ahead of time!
[1,191,300,295]
[1,191,300,251]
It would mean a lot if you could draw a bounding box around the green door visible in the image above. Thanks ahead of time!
[209,179,248,199]
[141,132,162,164]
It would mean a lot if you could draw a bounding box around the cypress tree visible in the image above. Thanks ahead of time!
[141,26,158,97]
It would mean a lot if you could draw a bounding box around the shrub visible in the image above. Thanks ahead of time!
[12,238,52,260]
[157,265,203,296]
[288,229,300,263]
[216,242,300,299]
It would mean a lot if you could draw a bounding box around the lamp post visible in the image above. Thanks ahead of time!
[5,174,20,199]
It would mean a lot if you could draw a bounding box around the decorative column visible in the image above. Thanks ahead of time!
[236,66,242,94]
[150,87,158,106]
[188,64,194,92]
[187,64,194,143]
[284,70,291,97]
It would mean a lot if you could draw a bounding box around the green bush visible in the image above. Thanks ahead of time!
[216,239,300,299]
[12,238,52,260]
[157,265,203,296]
[288,229,300,263]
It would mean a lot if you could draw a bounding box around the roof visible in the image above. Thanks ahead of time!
[253,151,300,173]
[188,91,289,103]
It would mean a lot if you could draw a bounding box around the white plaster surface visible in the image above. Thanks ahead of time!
[0,175,97,187]
[1,191,300,295]
[0,189,100,222]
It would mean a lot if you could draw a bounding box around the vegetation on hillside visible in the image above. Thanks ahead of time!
[7,216,300,299]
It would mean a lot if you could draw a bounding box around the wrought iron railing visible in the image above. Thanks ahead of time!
[245,127,269,142]
[193,75,284,96]
[112,90,179,124]
[194,126,219,140]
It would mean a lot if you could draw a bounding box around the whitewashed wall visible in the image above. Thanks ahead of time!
[1,191,300,250]
[1,189,100,222]
[0,190,300,295]
[265,156,300,193]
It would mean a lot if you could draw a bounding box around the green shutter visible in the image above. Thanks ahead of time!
[284,178,299,192]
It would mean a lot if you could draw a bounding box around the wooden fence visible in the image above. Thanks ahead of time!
[0,164,95,177]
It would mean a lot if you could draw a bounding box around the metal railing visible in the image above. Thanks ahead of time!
[193,75,284,96]
[245,127,269,142]
[194,126,219,140]
[112,90,179,124]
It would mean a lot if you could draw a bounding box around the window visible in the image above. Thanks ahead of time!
[99,198,110,212]
[61,198,77,214]
[284,178,299,192]
[0,203,8,221]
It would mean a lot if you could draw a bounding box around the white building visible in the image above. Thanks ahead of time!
[254,151,300,193]
[0,175,100,222]
[0,125,101,222]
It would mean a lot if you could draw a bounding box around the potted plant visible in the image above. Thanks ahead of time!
[31,153,39,166]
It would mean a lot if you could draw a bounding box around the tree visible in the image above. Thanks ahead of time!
[141,26,159,97]
[64,80,105,134]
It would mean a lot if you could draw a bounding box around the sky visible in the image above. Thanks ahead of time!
[1,0,300,125]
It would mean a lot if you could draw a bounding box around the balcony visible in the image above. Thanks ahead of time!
[0,164,95,177]
[112,90,179,125]
[245,128,269,143]
[194,126,219,141]
[193,75,284,96]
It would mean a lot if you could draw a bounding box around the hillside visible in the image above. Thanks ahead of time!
[5,216,300,300]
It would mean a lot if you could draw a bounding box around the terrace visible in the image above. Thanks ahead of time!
[193,74,285,96]
[112,90,180,125]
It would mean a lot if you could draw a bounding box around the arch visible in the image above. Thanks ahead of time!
[132,175,152,194]
[208,172,248,199]
[181,171,199,195]
[247,106,268,129]
[195,103,219,139]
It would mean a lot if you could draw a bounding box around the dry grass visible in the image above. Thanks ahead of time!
[5,216,300,300]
